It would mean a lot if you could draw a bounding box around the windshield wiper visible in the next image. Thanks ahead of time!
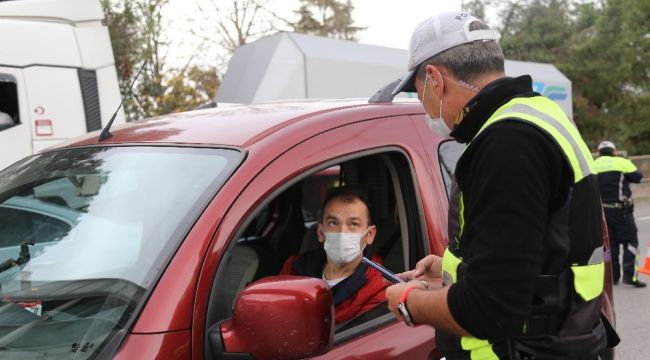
[0,242,32,275]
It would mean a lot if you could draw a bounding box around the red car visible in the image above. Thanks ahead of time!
[0,99,615,359]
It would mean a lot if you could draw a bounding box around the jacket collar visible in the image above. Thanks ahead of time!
[450,75,536,144]
[292,249,369,305]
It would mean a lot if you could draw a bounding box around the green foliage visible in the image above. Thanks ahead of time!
[499,0,573,64]
[293,0,364,40]
[469,0,650,154]
[101,0,365,121]
[461,0,488,20]
[159,65,220,114]
[101,0,219,120]
[100,0,143,92]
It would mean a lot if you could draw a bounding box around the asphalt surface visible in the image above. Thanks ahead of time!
[612,200,650,360]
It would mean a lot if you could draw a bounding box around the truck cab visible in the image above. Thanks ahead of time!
[0,0,123,170]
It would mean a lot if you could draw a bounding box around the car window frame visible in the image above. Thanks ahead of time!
[206,146,429,349]
[438,139,465,199]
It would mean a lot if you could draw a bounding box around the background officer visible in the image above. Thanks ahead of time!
[595,140,646,288]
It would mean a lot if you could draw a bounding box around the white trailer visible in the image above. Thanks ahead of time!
[217,32,572,119]
[0,0,124,170]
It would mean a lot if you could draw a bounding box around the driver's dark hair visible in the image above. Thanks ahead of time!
[321,186,373,225]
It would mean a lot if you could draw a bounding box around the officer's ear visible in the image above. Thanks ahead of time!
[424,64,443,93]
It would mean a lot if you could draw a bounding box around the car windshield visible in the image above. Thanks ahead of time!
[0,146,241,358]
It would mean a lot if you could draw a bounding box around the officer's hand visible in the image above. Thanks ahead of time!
[397,254,442,282]
[386,280,427,321]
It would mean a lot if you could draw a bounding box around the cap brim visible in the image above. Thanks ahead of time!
[391,68,418,96]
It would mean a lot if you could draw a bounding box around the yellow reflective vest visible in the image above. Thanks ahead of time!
[441,95,606,359]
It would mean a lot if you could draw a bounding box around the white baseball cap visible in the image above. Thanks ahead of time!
[392,11,499,95]
[598,141,616,151]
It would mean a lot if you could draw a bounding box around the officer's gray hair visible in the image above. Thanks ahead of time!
[416,21,505,84]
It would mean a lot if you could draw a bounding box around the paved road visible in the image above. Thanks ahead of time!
[612,200,650,360]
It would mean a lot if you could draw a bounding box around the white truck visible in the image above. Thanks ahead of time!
[0,0,124,170]
[217,32,573,119]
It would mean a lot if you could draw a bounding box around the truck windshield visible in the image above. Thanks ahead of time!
[0,146,241,358]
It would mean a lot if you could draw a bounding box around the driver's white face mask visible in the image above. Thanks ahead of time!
[323,227,371,265]
[422,75,452,137]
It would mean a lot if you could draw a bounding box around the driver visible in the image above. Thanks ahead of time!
[280,187,389,324]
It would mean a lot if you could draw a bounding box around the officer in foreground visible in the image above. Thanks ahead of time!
[386,11,617,359]
[594,140,646,288]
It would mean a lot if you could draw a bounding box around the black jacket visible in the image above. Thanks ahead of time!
[446,76,572,340]
[437,76,613,360]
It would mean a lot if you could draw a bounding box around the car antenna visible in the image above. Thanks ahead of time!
[98,61,146,141]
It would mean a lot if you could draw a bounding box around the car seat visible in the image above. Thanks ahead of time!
[228,245,259,299]
[237,183,306,282]
[268,183,305,273]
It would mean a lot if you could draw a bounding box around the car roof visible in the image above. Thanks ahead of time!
[54,99,424,150]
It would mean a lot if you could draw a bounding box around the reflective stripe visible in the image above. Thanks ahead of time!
[458,192,465,238]
[571,246,604,301]
[619,173,625,202]
[476,98,594,183]
[571,262,604,301]
[442,248,463,286]
[592,156,636,201]
[588,246,604,264]
[460,337,498,360]
[626,243,639,257]
[627,244,640,282]
[593,156,638,174]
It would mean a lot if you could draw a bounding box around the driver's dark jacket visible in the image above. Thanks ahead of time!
[280,250,388,324]
[437,76,608,359]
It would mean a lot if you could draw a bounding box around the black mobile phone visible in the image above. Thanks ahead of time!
[362,257,404,283]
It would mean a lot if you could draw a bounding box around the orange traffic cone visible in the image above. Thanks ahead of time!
[639,242,650,276]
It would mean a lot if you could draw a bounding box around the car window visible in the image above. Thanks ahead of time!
[438,140,465,198]
[0,74,19,131]
[0,146,242,359]
[0,205,72,247]
[210,150,427,341]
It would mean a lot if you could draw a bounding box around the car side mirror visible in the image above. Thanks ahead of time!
[209,275,334,360]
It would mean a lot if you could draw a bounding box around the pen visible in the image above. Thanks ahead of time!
[362,257,404,283]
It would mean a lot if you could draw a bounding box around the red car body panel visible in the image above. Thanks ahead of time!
[311,324,438,359]
[113,331,191,360]
[43,99,612,359]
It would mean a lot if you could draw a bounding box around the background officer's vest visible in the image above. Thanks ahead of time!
[441,96,607,359]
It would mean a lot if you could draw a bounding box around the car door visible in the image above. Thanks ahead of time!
[195,114,449,359]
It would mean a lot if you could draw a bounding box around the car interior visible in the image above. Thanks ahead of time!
[205,150,428,349]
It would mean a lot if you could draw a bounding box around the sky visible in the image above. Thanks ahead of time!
[162,0,463,70]
[350,0,462,49]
